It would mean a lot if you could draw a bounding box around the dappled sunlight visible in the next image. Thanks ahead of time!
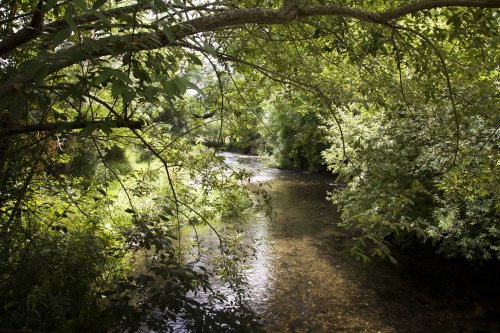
[1,0,498,331]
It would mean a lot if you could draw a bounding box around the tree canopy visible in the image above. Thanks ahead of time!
[0,0,499,331]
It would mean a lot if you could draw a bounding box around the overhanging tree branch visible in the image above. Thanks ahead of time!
[0,1,226,57]
[0,2,153,56]
[0,0,498,99]
[0,119,143,138]
[300,0,500,23]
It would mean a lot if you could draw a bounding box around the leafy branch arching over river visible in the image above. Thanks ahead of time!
[0,0,499,331]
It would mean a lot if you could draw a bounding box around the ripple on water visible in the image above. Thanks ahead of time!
[183,153,500,333]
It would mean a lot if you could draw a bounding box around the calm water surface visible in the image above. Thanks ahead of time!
[195,153,500,332]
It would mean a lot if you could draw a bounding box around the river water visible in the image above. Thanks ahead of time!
[194,153,500,332]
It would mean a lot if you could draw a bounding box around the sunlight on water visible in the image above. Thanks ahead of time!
[153,153,500,332]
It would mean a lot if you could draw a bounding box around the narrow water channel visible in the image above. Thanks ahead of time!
[204,153,500,332]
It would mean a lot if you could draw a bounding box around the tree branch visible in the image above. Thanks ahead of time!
[0,0,498,98]
[300,0,500,23]
[0,119,143,138]
[0,0,45,56]
[0,2,152,56]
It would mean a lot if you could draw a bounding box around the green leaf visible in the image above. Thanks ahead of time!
[173,77,187,94]
[112,70,133,84]
[153,0,170,11]
[125,208,135,214]
[33,66,49,84]
[187,53,203,66]
[143,86,159,100]
[121,87,136,104]
[162,81,177,98]
[203,43,217,57]
[158,214,169,221]
[46,0,59,10]
[93,69,113,86]
[94,69,114,86]
[161,26,175,42]
[92,0,107,10]
[64,4,76,30]
[111,80,126,98]
[19,59,43,73]
[174,77,201,95]
[82,37,102,52]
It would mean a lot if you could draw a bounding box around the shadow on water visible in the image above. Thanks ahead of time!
[213,154,500,332]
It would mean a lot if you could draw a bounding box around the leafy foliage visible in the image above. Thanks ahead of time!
[0,0,499,331]
[322,9,499,261]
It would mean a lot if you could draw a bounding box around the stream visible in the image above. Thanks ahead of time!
[194,153,500,332]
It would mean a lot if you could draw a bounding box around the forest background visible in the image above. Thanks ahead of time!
[0,0,498,331]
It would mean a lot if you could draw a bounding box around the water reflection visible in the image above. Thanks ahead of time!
[219,153,500,333]
[220,153,349,326]
[155,153,500,333]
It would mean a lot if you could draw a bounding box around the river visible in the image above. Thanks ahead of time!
[189,153,500,332]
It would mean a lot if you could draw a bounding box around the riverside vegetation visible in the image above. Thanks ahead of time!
[0,0,499,331]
